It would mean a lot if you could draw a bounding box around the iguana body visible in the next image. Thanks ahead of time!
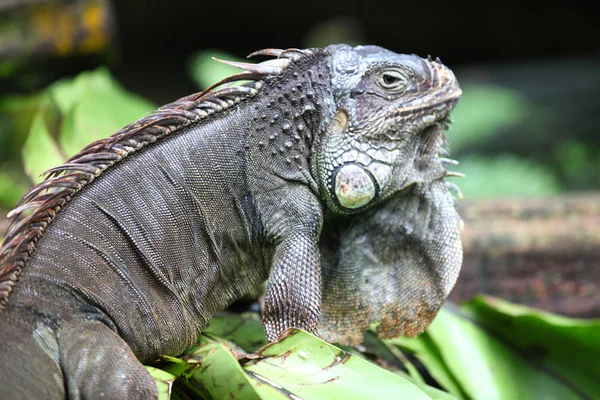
[0,45,463,398]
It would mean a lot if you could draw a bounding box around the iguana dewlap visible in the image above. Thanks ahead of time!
[0,44,463,399]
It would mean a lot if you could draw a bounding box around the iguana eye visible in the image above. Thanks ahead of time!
[377,70,407,92]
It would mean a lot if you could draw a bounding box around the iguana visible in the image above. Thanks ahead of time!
[0,44,463,399]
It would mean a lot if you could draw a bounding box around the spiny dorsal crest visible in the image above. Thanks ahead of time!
[0,48,306,310]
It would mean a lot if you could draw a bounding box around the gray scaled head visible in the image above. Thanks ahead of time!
[314,44,462,214]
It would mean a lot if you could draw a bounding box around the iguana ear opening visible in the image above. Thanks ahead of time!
[330,109,348,133]
[318,180,462,346]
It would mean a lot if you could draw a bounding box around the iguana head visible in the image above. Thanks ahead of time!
[314,44,462,213]
[308,45,463,345]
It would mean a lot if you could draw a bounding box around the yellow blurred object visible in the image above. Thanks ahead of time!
[0,0,114,62]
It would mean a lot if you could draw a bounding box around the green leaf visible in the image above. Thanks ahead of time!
[22,104,65,183]
[20,68,155,183]
[53,68,155,157]
[463,296,600,398]
[155,326,444,399]
[244,328,433,400]
[407,375,460,400]
[348,331,460,399]
[390,334,469,399]
[401,302,600,400]
[357,331,426,383]
[162,335,263,400]
[202,312,268,353]
[145,366,177,400]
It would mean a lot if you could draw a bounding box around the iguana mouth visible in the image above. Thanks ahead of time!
[392,87,462,117]
[381,90,461,142]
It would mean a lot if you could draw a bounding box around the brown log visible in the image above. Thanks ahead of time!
[452,192,600,318]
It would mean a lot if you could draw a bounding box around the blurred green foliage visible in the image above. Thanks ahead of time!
[449,84,528,151]
[188,50,247,90]
[0,67,154,207]
[555,139,600,190]
[448,84,563,198]
[449,155,561,198]
[0,0,115,91]
[0,93,42,207]
[22,67,155,182]
[0,170,29,211]
[303,15,365,48]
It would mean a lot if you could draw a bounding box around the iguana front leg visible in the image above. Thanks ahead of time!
[260,185,323,341]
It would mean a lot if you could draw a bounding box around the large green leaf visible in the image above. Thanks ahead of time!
[161,328,439,399]
[389,332,469,400]
[145,366,177,400]
[463,296,600,397]
[393,298,600,400]
[407,375,461,400]
[244,329,432,400]
[22,103,66,183]
[53,68,154,156]
[21,68,155,183]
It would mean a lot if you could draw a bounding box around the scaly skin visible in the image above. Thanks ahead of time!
[0,44,462,398]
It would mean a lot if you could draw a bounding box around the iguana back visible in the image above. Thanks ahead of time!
[0,45,463,399]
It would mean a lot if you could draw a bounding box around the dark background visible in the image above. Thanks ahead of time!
[108,1,599,102]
